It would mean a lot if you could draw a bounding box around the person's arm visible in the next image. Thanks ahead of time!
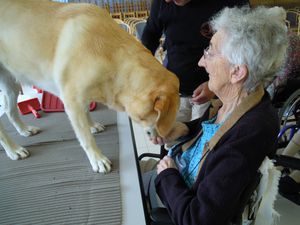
[141,0,164,55]
[149,116,205,146]
[191,82,215,105]
[149,122,190,145]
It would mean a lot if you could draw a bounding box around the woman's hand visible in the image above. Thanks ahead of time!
[191,81,215,104]
[157,156,177,174]
[149,122,189,145]
[149,136,166,145]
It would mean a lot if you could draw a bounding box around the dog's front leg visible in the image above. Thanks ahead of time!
[63,100,111,173]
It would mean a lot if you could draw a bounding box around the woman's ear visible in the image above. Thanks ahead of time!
[230,65,248,84]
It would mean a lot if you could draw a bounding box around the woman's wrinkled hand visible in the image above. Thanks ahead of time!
[157,156,177,174]
[149,122,189,146]
[149,136,166,145]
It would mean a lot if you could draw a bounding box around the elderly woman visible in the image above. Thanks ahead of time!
[144,6,288,225]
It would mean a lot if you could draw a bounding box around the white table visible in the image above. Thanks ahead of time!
[118,112,148,225]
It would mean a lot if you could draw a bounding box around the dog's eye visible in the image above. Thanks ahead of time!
[146,131,151,136]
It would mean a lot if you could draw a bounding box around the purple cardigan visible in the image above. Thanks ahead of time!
[154,93,279,225]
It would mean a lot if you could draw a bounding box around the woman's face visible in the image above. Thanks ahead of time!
[198,31,232,94]
[165,0,191,6]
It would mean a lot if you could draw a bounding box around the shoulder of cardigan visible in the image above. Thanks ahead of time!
[207,85,265,151]
[181,86,264,153]
[196,85,265,174]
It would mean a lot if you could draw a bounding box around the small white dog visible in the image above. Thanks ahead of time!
[0,0,179,173]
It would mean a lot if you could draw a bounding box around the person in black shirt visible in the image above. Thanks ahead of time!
[142,0,249,122]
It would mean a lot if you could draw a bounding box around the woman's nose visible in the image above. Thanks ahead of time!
[198,55,205,68]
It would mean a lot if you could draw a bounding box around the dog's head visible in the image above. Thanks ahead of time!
[125,76,179,138]
[128,91,180,138]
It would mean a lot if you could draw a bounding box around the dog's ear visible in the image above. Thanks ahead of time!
[154,94,179,138]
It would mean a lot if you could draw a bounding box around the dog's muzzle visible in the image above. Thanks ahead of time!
[144,126,158,138]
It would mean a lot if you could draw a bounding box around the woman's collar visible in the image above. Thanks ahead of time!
[207,85,265,151]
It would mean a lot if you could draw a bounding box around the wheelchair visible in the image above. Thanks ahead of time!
[270,71,300,170]
[271,75,300,148]
[271,76,300,205]
[276,87,300,148]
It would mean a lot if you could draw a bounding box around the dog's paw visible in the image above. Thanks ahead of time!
[90,122,105,134]
[90,154,112,173]
[18,126,41,137]
[6,147,30,160]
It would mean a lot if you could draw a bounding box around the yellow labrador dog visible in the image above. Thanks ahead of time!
[0,0,179,173]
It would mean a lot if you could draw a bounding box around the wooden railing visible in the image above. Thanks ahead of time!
[68,0,151,20]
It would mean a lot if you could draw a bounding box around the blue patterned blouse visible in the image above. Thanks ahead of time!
[169,117,223,188]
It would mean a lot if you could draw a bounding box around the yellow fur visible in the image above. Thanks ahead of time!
[0,0,179,172]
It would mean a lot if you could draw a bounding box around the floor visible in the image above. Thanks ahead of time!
[0,87,299,224]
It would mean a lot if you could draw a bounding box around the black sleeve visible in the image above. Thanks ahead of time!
[141,0,164,55]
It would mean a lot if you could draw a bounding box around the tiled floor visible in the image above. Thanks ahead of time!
[131,122,300,225]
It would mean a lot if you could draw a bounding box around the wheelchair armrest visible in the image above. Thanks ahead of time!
[138,146,169,161]
[138,153,161,161]
[273,155,300,170]
[150,207,174,225]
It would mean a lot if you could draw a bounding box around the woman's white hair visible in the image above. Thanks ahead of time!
[210,6,288,92]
